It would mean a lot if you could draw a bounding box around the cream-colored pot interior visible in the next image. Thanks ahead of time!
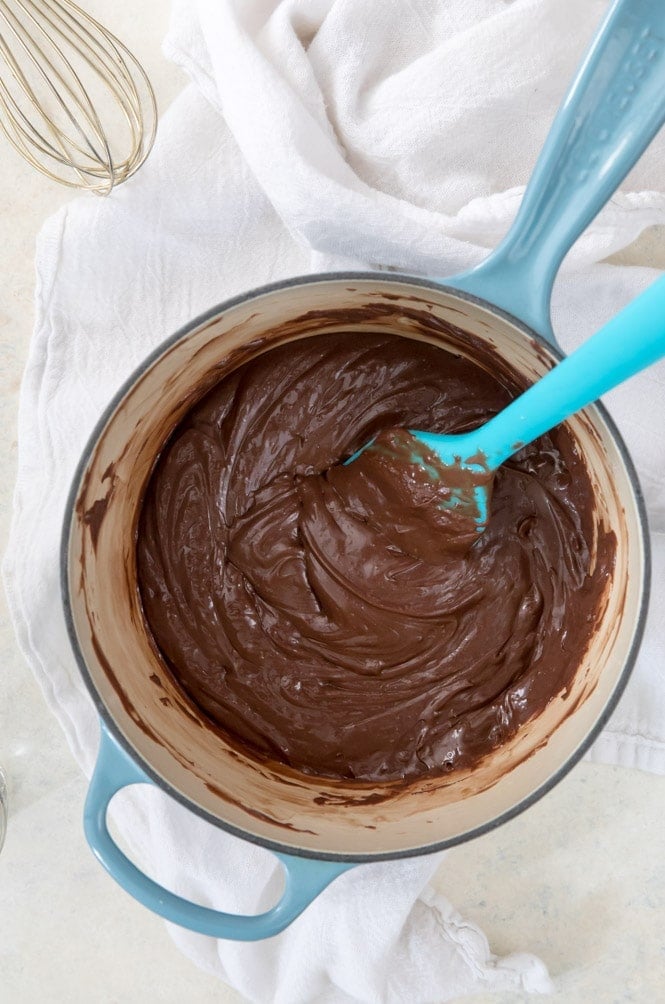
[64,275,647,858]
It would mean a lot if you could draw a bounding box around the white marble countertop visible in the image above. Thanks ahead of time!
[1,3,664,1001]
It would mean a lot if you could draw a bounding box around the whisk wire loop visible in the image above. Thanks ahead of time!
[0,0,157,193]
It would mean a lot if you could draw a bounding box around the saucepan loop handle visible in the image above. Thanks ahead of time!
[448,0,665,344]
[84,723,353,940]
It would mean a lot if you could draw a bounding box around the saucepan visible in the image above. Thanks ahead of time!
[62,0,663,939]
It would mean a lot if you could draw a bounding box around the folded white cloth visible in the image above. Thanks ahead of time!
[4,0,665,1000]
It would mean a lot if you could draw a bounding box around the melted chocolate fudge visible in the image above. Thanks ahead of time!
[137,333,615,782]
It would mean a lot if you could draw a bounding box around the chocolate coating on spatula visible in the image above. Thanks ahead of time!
[137,332,615,782]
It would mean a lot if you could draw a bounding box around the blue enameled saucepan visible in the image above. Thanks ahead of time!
[62,0,664,939]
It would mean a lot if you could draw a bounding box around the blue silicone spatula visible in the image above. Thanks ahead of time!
[357,273,665,529]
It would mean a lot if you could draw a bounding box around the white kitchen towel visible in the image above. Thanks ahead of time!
[3,0,665,1000]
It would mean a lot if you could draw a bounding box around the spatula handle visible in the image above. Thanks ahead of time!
[478,273,665,468]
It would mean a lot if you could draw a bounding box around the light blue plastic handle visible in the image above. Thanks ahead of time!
[448,0,665,344]
[84,724,353,940]
[417,272,665,471]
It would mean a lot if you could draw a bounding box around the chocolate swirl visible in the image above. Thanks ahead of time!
[137,332,615,782]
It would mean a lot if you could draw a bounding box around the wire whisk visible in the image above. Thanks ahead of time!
[0,0,157,194]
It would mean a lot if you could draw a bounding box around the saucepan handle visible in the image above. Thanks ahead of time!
[84,723,353,940]
[448,0,665,343]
